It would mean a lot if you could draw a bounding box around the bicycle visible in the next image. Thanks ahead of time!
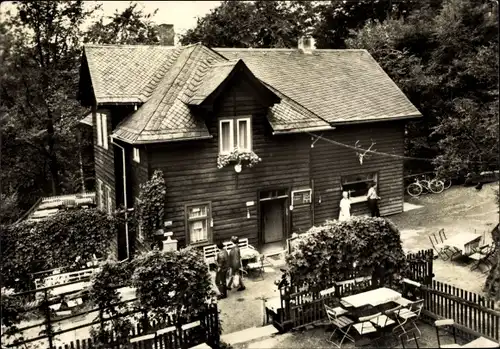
[406,176,445,197]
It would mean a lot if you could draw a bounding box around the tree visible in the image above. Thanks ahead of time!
[0,1,98,221]
[137,170,167,243]
[347,0,499,175]
[1,1,166,224]
[180,1,317,48]
[84,3,161,45]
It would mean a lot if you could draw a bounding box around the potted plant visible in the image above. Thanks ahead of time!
[217,148,262,172]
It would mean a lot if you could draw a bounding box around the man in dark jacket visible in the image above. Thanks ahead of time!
[215,241,229,299]
[228,236,245,291]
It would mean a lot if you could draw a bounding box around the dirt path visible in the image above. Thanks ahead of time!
[391,182,499,295]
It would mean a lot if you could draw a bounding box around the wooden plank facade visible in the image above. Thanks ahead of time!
[91,66,408,255]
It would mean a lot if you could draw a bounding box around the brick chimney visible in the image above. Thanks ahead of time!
[157,24,175,46]
[298,36,316,54]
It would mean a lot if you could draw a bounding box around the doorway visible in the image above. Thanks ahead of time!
[261,199,286,244]
[259,188,288,248]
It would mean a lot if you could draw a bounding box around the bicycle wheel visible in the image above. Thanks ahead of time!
[443,179,452,190]
[407,183,422,197]
[429,179,444,194]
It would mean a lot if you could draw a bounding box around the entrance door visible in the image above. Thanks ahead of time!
[261,199,285,244]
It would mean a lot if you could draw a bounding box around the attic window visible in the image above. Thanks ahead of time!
[219,117,252,154]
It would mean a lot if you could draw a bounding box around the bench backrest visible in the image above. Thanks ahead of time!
[203,245,218,265]
[35,267,98,289]
[223,238,249,251]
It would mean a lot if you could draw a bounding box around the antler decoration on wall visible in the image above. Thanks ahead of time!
[354,140,377,165]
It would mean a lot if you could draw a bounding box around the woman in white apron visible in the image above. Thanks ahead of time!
[338,191,351,221]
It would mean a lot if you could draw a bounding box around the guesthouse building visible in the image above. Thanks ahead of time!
[78,40,421,258]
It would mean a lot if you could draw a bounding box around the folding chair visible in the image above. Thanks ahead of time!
[246,254,265,279]
[395,299,424,339]
[435,319,460,348]
[429,232,449,261]
[324,304,355,348]
[352,313,380,346]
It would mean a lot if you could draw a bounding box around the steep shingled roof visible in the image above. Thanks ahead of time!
[80,44,421,144]
[84,45,182,104]
[216,48,421,124]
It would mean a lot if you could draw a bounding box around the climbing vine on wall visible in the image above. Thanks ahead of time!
[137,170,167,242]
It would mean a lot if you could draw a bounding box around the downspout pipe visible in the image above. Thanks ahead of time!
[110,138,130,261]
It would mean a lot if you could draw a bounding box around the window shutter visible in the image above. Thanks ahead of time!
[102,114,108,149]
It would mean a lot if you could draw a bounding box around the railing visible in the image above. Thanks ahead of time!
[273,249,434,331]
[3,282,220,349]
[421,280,500,342]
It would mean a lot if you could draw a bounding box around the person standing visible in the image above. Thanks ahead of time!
[366,182,381,217]
[215,241,229,299]
[338,191,351,221]
[228,236,246,291]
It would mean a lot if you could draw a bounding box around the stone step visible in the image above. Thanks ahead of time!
[220,325,279,346]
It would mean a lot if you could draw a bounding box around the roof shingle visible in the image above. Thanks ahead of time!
[81,44,422,144]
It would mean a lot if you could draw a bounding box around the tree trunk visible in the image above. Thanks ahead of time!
[46,111,61,195]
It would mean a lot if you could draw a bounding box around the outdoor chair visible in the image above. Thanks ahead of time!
[352,312,380,345]
[246,254,265,279]
[395,299,424,339]
[434,319,460,348]
[323,304,355,348]
[470,244,495,273]
[429,230,461,261]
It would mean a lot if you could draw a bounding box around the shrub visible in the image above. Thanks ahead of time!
[1,208,118,291]
[132,247,214,322]
[137,170,167,242]
[88,260,134,348]
[286,217,407,288]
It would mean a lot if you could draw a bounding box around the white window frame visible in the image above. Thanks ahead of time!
[219,117,253,154]
[96,113,102,147]
[97,179,104,210]
[105,185,112,215]
[101,113,108,150]
[218,119,234,155]
[133,147,140,163]
[236,117,252,152]
[185,202,212,245]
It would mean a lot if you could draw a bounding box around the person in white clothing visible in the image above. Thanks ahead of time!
[338,191,351,221]
[366,182,381,217]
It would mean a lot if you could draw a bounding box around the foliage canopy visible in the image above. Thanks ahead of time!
[286,217,407,288]
[1,208,117,291]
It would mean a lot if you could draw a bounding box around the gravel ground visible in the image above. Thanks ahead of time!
[390,182,498,295]
[232,321,469,349]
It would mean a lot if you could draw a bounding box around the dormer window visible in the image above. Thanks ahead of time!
[219,117,252,154]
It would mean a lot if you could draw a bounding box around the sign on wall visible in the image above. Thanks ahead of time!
[291,189,312,206]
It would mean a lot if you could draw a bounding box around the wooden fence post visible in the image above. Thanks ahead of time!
[43,289,55,349]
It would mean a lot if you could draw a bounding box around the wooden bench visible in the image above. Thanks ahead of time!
[203,244,218,268]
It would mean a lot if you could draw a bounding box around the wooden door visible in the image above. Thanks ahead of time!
[262,199,285,244]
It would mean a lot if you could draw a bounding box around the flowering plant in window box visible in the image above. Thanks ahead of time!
[217,148,262,170]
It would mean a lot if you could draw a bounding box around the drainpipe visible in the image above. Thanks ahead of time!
[110,138,130,261]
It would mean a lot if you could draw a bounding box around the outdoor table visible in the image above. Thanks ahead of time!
[50,281,89,297]
[462,336,499,348]
[241,248,260,268]
[437,232,481,256]
[341,287,402,309]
